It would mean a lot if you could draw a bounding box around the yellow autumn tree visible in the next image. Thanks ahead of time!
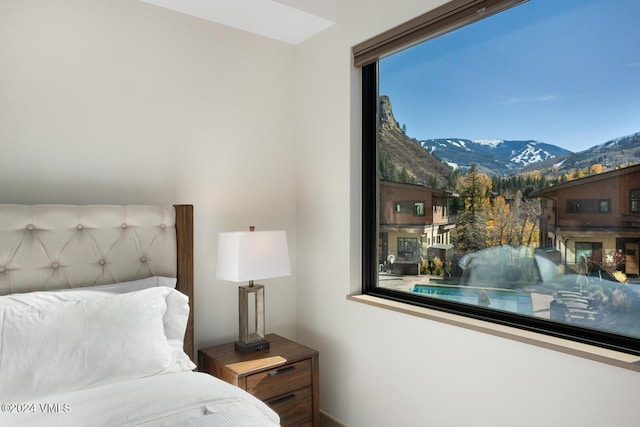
[508,191,540,248]
[488,196,511,246]
[453,164,493,250]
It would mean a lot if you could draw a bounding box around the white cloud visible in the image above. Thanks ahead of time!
[493,94,559,106]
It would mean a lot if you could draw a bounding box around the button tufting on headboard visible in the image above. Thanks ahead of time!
[0,205,178,295]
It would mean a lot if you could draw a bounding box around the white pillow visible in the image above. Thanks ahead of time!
[0,287,176,400]
[53,275,178,294]
[2,277,195,374]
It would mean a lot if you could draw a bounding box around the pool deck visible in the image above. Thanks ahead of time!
[379,273,554,319]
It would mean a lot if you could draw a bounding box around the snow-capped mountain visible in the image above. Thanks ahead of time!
[421,138,572,176]
[521,131,640,176]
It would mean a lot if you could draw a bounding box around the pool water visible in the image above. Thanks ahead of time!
[412,284,534,315]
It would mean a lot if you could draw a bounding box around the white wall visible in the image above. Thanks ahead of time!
[4,1,640,425]
[294,1,640,426]
[0,0,298,350]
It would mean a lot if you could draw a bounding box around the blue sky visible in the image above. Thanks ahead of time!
[379,0,640,152]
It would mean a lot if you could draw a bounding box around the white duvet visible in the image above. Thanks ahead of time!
[0,372,280,427]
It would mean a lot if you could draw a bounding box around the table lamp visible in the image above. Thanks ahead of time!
[215,226,291,353]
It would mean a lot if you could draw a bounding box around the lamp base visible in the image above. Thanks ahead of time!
[235,339,270,353]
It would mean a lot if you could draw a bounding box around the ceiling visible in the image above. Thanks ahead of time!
[138,0,336,45]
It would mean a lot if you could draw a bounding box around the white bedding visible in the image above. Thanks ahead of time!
[0,206,269,426]
[0,285,280,426]
[0,287,195,401]
[0,371,280,427]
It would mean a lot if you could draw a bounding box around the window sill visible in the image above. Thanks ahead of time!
[347,294,640,372]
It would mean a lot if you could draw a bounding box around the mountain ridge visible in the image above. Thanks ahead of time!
[520,131,640,177]
[379,94,639,181]
[378,96,452,187]
[421,137,572,176]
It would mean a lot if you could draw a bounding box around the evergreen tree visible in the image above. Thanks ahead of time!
[398,167,415,184]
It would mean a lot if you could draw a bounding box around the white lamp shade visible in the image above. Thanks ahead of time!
[215,230,291,282]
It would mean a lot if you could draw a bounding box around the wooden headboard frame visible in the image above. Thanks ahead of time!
[0,204,194,361]
[174,204,194,360]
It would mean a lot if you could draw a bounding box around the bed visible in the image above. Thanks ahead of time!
[0,204,280,427]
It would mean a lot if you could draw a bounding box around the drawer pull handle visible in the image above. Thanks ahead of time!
[269,366,295,376]
[269,394,296,405]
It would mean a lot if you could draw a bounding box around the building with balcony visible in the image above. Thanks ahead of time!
[379,181,457,274]
[531,164,640,276]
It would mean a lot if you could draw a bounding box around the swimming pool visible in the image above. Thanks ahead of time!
[412,284,534,315]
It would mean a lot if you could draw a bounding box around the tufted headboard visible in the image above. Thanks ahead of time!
[0,204,194,360]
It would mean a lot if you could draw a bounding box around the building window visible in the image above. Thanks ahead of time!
[394,200,427,216]
[397,237,419,259]
[631,189,640,213]
[567,199,611,214]
[575,242,603,264]
[358,0,640,356]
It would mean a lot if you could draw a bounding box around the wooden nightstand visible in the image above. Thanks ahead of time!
[198,333,319,427]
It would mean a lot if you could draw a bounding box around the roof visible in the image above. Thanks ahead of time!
[380,180,458,198]
[530,163,640,198]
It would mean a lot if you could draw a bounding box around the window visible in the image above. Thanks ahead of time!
[397,237,419,259]
[566,199,611,214]
[394,200,425,216]
[414,202,425,216]
[357,0,640,356]
[575,242,602,264]
[394,200,424,215]
[632,189,640,213]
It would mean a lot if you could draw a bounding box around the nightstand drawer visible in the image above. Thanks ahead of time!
[266,385,312,427]
[198,335,319,426]
[247,359,312,400]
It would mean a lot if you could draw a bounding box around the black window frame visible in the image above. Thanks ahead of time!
[631,189,640,213]
[359,0,640,357]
